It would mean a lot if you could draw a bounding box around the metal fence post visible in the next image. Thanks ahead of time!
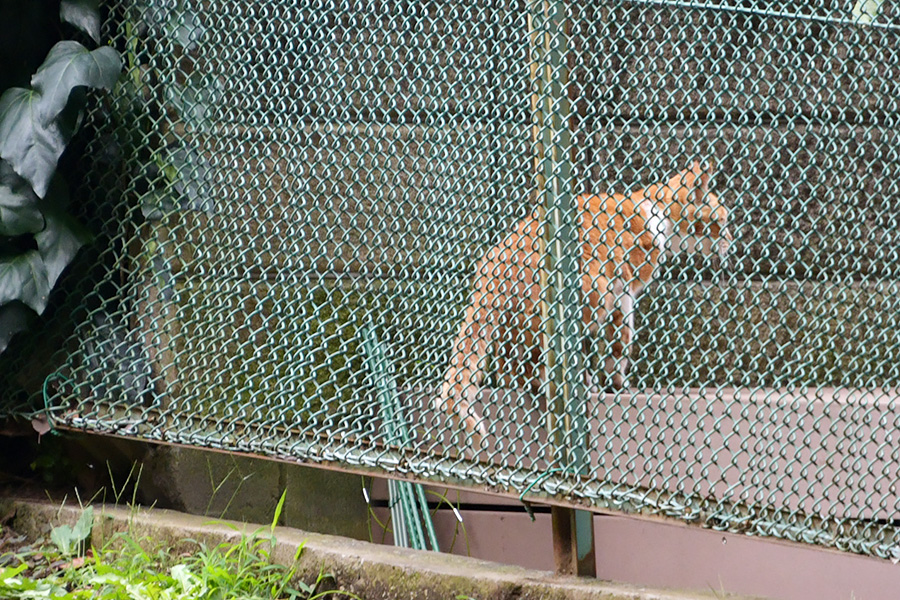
[529,0,595,577]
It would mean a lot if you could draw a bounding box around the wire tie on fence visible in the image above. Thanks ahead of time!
[39,372,75,437]
[450,504,463,523]
[518,468,564,522]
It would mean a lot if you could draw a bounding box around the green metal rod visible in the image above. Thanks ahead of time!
[362,324,439,552]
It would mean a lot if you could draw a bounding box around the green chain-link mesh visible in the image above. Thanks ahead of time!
[23,0,900,560]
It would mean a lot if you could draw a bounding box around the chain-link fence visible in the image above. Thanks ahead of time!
[28,0,900,559]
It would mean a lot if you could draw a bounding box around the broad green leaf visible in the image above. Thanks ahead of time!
[50,523,76,555]
[171,564,205,595]
[852,0,885,23]
[0,159,30,188]
[140,189,179,221]
[0,251,51,314]
[138,1,206,50]
[35,208,90,289]
[0,575,67,597]
[170,564,192,586]
[60,0,101,43]
[0,162,43,235]
[70,506,94,546]
[0,563,28,580]
[0,302,33,353]
[166,144,216,214]
[31,41,122,124]
[50,508,94,555]
[125,581,150,600]
[0,187,43,235]
[0,88,69,198]
[85,573,126,585]
[144,141,216,219]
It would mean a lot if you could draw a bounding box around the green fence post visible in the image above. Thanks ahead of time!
[529,0,595,576]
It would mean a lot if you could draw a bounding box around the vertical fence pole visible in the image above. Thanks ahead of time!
[528,0,596,577]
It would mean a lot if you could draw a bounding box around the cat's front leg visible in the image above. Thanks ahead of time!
[437,316,490,446]
[602,301,635,390]
[617,288,637,389]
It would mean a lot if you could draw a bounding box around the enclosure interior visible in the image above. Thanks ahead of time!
[47,0,900,559]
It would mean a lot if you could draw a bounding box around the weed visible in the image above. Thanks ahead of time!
[425,488,471,556]
[49,505,93,556]
[361,476,471,555]
[0,494,363,600]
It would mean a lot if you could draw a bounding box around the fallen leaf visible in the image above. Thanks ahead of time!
[49,558,67,571]
[61,553,90,570]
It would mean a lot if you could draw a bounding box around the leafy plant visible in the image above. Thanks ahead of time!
[1,495,364,600]
[111,0,217,222]
[68,0,218,386]
[0,563,70,598]
[49,506,93,556]
[0,0,217,359]
[0,1,121,354]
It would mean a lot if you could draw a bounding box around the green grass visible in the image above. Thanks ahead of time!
[0,494,361,600]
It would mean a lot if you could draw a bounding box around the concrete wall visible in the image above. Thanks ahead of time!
[139,445,370,540]
[3,495,757,600]
[66,435,370,541]
[54,433,900,600]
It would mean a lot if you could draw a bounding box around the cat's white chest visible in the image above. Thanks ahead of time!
[640,200,673,253]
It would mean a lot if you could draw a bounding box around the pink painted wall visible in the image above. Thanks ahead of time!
[369,480,900,600]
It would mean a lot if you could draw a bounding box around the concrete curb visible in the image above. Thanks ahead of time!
[1,496,764,600]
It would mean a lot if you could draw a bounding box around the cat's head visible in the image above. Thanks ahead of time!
[647,159,732,261]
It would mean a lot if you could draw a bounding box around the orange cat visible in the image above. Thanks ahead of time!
[437,160,731,444]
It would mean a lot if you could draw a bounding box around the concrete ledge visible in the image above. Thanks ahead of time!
[0,496,764,600]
